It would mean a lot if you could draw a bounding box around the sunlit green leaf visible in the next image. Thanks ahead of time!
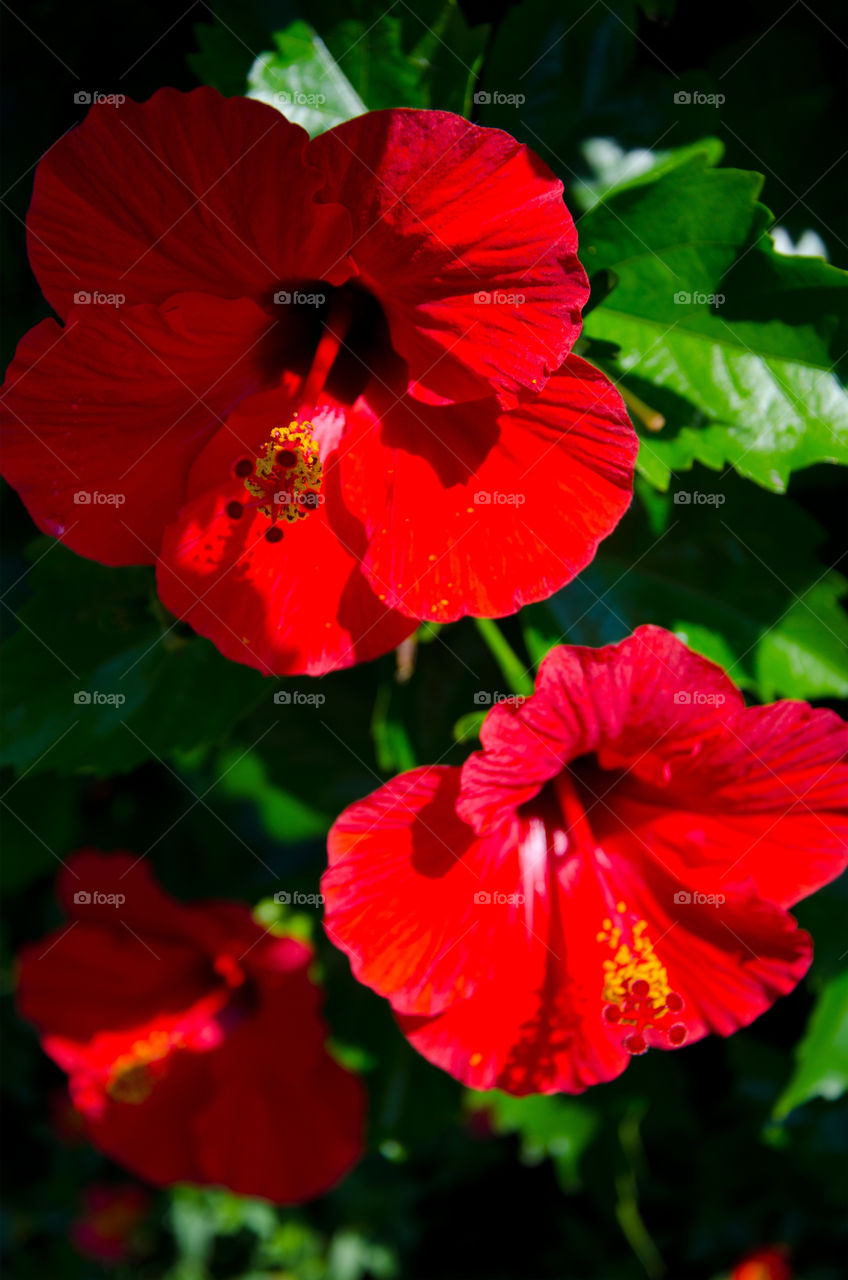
[774,973,848,1119]
[247,20,367,134]
[580,153,848,491]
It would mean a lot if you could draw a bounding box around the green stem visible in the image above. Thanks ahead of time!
[620,383,665,433]
[615,1110,666,1279]
[474,618,535,698]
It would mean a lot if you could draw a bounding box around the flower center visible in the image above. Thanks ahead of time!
[598,904,686,1054]
[231,417,323,528]
[106,1029,172,1104]
[224,289,362,541]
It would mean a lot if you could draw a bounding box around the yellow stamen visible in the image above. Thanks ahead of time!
[106,1029,172,1104]
[245,419,323,523]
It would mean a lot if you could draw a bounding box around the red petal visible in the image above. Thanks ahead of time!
[345,356,635,623]
[0,294,279,564]
[27,87,353,318]
[324,768,542,1016]
[592,850,813,1045]
[156,390,416,676]
[309,110,588,407]
[179,964,365,1202]
[399,818,811,1092]
[18,853,365,1204]
[395,845,631,1095]
[324,768,633,1093]
[79,938,364,1203]
[16,851,262,1043]
[589,700,848,910]
[459,626,743,837]
[322,628,839,1095]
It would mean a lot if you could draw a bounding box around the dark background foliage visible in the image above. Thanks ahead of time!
[1,2,846,1277]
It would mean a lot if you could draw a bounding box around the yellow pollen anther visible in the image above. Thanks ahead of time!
[106,1029,172,1104]
[244,419,323,523]
[599,901,686,1054]
[602,922,671,1011]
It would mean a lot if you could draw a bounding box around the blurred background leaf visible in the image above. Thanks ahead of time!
[0,544,268,775]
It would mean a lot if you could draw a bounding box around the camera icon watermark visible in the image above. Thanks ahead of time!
[73,91,126,107]
[73,690,126,707]
[73,291,125,307]
[473,491,525,506]
[473,290,526,306]
[474,890,525,905]
[673,90,725,106]
[74,490,126,506]
[472,90,525,107]
[673,291,725,307]
[273,890,324,906]
[673,889,725,907]
[673,690,726,707]
[274,91,326,107]
[73,889,126,907]
[272,490,324,509]
[672,490,725,506]
[473,691,526,707]
[273,690,326,706]
[272,290,326,306]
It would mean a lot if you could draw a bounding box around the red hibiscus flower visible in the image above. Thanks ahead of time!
[17,851,364,1202]
[0,87,635,675]
[730,1246,792,1280]
[69,1184,151,1265]
[322,626,848,1095]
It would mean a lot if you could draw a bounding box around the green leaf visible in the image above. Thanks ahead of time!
[326,1230,399,1280]
[754,573,848,701]
[189,0,275,96]
[214,748,330,843]
[245,6,485,133]
[573,136,725,214]
[0,544,267,776]
[247,20,367,135]
[169,1184,277,1275]
[413,1,487,117]
[580,151,848,492]
[521,473,848,703]
[474,618,535,698]
[311,0,485,115]
[467,1089,599,1192]
[452,710,486,744]
[774,972,848,1119]
[371,682,417,774]
[320,10,432,111]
